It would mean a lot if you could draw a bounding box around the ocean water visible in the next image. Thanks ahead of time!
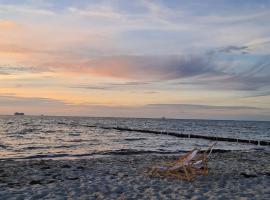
[0,116,269,160]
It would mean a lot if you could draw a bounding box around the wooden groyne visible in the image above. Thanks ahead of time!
[96,126,270,146]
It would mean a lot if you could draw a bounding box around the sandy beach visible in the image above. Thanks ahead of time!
[0,151,269,200]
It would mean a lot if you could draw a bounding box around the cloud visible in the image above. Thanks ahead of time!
[0,1,269,71]
[78,55,216,81]
[209,41,270,55]
[145,104,259,110]
[0,20,18,29]
[144,91,159,94]
[0,95,72,116]
[0,4,55,16]
[199,10,270,24]
[241,90,270,98]
[1,95,269,120]
[247,40,270,48]
[0,66,53,75]
[109,81,149,86]
[67,6,122,19]
[0,72,10,75]
[0,0,270,120]
[174,50,270,94]
[71,81,150,91]
[218,45,249,53]
[0,95,67,106]
[0,67,11,75]
[177,73,270,94]
[71,85,111,90]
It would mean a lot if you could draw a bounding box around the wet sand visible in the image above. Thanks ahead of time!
[0,151,269,200]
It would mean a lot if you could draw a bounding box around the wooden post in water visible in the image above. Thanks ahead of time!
[93,125,270,146]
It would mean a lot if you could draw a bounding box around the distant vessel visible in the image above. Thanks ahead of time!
[14,112,24,116]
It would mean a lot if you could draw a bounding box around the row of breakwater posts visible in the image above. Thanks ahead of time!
[87,125,270,146]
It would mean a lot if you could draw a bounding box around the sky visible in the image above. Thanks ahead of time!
[0,0,270,120]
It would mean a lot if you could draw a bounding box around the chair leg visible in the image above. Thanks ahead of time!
[183,166,192,181]
[203,162,209,175]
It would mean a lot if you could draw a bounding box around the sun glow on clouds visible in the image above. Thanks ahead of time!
[0,19,18,29]
[0,0,270,120]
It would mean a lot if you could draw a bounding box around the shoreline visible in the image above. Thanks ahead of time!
[0,151,270,199]
[0,148,244,161]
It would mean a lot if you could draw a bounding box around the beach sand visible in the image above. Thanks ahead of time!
[0,151,269,200]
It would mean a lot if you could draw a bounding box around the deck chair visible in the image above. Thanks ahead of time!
[149,148,200,181]
[190,142,217,175]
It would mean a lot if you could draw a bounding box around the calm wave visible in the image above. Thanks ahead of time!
[0,116,269,160]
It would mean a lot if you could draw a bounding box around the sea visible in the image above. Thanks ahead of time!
[0,116,269,160]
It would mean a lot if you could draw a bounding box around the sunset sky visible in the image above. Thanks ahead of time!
[0,0,270,120]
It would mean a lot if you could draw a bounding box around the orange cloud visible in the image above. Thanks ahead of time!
[0,20,18,29]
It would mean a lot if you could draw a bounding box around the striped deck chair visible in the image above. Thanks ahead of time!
[190,142,217,175]
[149,148,200,181]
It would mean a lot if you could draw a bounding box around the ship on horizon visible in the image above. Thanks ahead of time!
[14,112,25,116]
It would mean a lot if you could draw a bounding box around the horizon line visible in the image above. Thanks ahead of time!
[1,114,269,122]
